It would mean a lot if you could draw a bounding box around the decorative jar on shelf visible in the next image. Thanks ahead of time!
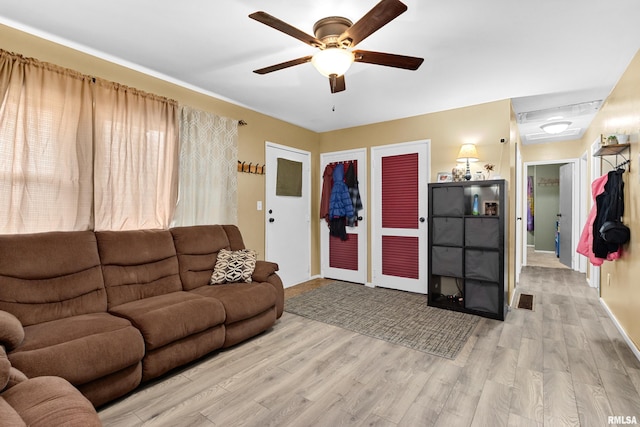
[451,165,465,182]
[473,171,485,181]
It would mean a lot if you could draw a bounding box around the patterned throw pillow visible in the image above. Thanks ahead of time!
[210,249,257,285]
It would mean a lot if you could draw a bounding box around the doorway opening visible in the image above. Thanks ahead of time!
[521,158,580,271]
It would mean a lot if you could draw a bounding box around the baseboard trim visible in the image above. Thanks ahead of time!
[600,298,640,363]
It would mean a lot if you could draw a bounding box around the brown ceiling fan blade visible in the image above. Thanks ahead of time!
[329,74,346,93]
[253,56,313,74]
[249,11,324,49]
[338,0,407,47]
[354,50,424,70]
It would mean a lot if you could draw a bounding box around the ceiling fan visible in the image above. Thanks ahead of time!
[249,0,424,93]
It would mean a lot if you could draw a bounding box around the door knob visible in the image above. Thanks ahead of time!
[268,218,275,223]
[357,216,363,221]
[419,217,426,223]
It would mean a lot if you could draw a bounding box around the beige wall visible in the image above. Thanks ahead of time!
[520,139,585,162]
[0,23,320,258]
[579,49,640,351]
[319,100,514,284]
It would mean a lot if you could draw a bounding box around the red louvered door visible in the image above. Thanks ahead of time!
[320,149,367,284]
[372,141,428,293]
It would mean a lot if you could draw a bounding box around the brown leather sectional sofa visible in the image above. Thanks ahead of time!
[0,224,284,423]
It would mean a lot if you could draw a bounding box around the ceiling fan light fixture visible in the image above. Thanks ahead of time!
[311,48,354,78]
[540,121,572,134]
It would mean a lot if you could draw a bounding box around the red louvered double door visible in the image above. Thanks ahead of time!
[372,141,429,293]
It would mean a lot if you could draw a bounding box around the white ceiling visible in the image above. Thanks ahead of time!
[1,0,639,143]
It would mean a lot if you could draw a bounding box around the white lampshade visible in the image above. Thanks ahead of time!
[311,48,354,77]
[540,121,571,134]
[456,144,479,162]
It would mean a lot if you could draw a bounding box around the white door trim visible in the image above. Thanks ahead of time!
[515,142,523,286]
[578,151,589,274]
[521,157,580,271]
[589,137,602,290]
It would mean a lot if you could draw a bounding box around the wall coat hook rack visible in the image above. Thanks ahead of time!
[237,160,265,174]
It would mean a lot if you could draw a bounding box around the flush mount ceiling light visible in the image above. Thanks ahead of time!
[540,121,572,134]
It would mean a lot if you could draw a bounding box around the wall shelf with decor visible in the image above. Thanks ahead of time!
[427,179,508,320]
[593,143,631,171]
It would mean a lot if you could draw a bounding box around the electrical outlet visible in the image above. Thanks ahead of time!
[257,201,262,211]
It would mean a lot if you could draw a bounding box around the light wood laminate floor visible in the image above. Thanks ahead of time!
[99,268,640,426]
[526,247,568,269]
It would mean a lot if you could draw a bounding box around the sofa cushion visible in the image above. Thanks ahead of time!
[0,231,107,326]
[8,313,144,386]
[190,282,276,324]
[96,230,183,308]
[0,311,24,351]
[109,291,226,351]
[210,249,257,284]
[2,376,101,427]
[222,224,247,250]
[171,225,232,291]
[0,398,24,426]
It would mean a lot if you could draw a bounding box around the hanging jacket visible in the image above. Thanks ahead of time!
[593,169,626,258]
[320,163,335,222]
[576,173,621,265]
[344,161,363,227]
[329,164,354,219]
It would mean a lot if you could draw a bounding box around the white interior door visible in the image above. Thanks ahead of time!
[320,149,367,284]
[265,142,310,288]
[372,140,429,294]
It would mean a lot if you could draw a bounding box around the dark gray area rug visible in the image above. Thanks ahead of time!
[285,282,480,359]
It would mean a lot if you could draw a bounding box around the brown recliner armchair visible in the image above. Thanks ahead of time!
[0,310,102,426]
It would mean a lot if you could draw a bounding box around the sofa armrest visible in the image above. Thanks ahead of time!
[252,260,278,282]
[252,261,284,319]
[5,367,28,390]
[0,311,24,351]
[1,345,28,391]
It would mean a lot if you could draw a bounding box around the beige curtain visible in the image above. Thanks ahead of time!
[93,80,179,230]
[0,50,93,234]
[172,106,238,226]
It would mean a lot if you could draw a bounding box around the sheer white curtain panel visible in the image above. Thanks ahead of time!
[172,106,238,226]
